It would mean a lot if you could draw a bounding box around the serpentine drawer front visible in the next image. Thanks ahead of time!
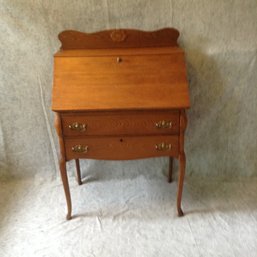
[65,135,179,161]
[52,28,190,220]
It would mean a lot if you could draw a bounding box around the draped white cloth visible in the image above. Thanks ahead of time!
[1,1,257,256]
[0,0,256,179]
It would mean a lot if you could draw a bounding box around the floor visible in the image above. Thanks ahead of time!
[1,162,257,257]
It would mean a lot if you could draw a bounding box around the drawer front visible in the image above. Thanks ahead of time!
[65,135,179,161]
[62,111,179,136]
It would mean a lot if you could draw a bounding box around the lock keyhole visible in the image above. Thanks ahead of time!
[117,57,122,63]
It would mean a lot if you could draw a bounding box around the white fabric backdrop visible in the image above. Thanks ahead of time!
[0,0,257,179]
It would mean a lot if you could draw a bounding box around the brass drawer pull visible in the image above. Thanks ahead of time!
[155,142,172,151]
[155,120,173,129]
[116,57,122,63]
[72,145,88,153]
[68,122,87,132]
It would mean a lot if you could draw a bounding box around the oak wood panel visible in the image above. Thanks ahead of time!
[52,52,190,111]
[61,111,179,136]
[58,28,179,50]
[65,135,179,161]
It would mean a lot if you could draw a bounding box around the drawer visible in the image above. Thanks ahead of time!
[65,135,179,161]
[62,111,179,136]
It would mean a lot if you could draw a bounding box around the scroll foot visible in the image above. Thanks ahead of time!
[178,208,184,217]
[66,213,72,220]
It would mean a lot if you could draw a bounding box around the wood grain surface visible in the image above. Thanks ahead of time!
[52,51,189,111]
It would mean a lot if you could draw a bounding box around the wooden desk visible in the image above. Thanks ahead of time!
[52,28,190,220]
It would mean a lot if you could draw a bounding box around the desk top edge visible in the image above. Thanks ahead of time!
[52,104,190,112]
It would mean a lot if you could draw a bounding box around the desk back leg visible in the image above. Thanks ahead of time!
[75,159,82,185]
[168,157,173,183]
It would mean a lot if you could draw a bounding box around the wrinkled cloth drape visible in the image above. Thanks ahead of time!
[0,0,256,179]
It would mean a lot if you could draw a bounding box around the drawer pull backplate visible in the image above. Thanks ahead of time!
[155,142,172,151]
[155,120,173,129]
[68,122,87,132]
[72,145,88,153]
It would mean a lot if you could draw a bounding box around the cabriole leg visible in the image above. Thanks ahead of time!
[59,161,72,220]
[55,112,72,220]
[177,109,187,217]
[177,152,185,217]
[59,160,72,220]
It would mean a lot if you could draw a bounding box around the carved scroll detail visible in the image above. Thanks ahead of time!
[110,30,127,42]
[58,28,179,50]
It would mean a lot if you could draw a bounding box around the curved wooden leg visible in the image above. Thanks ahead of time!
[75,159,82,185]
[168,157,173,183]
[59,160,72,220]
[177,152,186,217]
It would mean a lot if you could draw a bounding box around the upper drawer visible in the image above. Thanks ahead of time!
[61,111,179,136]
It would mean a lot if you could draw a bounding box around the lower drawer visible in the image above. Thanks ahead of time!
[65,135,179,161]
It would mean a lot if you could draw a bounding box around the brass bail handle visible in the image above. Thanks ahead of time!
[155,120,173,129]
[68,122,87,132]
[155,142,172,151]
[72,145,88,153]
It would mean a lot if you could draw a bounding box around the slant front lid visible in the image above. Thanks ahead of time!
[52,29,190,111]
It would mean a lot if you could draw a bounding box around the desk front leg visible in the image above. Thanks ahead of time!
[176,110,187,217]
[59,159,72,220]
[177,152,185,216]
[55,113,72,220]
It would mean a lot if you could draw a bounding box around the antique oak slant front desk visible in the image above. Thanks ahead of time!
[52,28,190,220]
